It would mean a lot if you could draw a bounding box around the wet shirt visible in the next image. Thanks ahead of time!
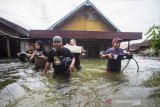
[31,50,48,63]
[105,48,124,72]
[73,53,80,65]
[36,50,48,57]
[47,47,73,73]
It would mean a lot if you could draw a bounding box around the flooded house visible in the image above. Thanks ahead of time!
[130,40,151,52]
[0,17,29,58]
[1,0,142,58]
[29,0,142,57]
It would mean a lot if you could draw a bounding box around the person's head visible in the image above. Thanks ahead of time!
[35,40,43,51]
[112,38,122,49]
[70,39,76,46]
[52,36,63,50]
[28,46,34,52]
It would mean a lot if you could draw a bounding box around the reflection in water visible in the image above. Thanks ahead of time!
[0,56,160,107]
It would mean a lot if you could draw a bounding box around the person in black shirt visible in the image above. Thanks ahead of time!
[42,36,75,76]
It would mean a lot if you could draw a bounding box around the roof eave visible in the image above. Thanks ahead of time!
[48,1,86,30]
[0,17,29,37]
[87,1,121,32]
[47,0,121,32]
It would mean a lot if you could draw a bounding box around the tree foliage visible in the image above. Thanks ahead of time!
[145,24,160,56]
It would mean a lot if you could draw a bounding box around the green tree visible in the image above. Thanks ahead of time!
[145,24,160,56]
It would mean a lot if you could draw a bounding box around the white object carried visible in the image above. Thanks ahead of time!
[64,44,82,53]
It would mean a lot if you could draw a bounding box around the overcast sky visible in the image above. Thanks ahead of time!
[0,0,160,43]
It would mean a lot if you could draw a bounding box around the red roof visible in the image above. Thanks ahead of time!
[29,30,142,40]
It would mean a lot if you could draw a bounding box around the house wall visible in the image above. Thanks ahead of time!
[0,37,20,57]
[29,6,118,57]
[20,40,29,52]
[48,7,116,57]
[0,22,28,58]
[0,38,8,57]
[56,8,113,32]
[49,7,114,57]
[77,40,111,57]
[28,39,112,58]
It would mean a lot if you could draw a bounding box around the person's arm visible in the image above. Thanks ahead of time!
[69,57,75,74]
[41,61,51,76]
[66,48,75,74]
[101,54,113,59]
[38,51,48,59]
[38,54,47,59]
[44,51,49,60]
[101,49,113,59]
[25,53,32,58]
[41,50,53,76]
[81,47,84,53]
[30,51,37,61]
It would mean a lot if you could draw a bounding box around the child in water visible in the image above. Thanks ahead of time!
[17,46,34,62]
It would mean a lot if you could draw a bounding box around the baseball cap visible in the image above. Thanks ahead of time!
[53,36,62,42]
[112,38,122,45]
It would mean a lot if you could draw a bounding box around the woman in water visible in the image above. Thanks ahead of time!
[30,40,48,70]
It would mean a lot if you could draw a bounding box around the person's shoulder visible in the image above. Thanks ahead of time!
[118,48,123,51]
[105,48,113,53]
[107,48,114,51]
[108,48,113,50]
[42,50,48,55]
[48,48,55,53]
[62,47,71,52]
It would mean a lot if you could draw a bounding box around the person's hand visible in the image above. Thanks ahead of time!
[17,53,20,56]
[41,71,46,76]
[38,55,45,59]
[101,54,113,59]
[33,51,37,56]
[69,64,74,74]
[107,54,113,59]
[101,54,106,58]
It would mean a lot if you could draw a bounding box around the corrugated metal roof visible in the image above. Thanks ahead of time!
[30,30,142,40]
[48,0,121,32]
[0,17,29,37]
[130,40,150,50]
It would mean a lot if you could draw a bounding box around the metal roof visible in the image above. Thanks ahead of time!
[47,0,121,32]
[30,30,142,40]
[0,17,29,37]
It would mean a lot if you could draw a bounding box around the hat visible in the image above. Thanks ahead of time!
[53,36,62,42]
[112,38,122,45]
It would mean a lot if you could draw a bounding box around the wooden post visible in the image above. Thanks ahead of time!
[87,44,89,57]
[65,38,67,44]
[128,40,130,52]
[6,39,11,58]
[105,44,106,51]
[42,39,45,50]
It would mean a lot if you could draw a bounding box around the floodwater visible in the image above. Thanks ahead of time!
[0,55,160,107]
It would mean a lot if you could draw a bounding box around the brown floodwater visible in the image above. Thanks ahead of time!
[0,55,160,107]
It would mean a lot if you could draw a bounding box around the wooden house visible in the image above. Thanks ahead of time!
[30,0,142,57]
[0,17,29,58]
